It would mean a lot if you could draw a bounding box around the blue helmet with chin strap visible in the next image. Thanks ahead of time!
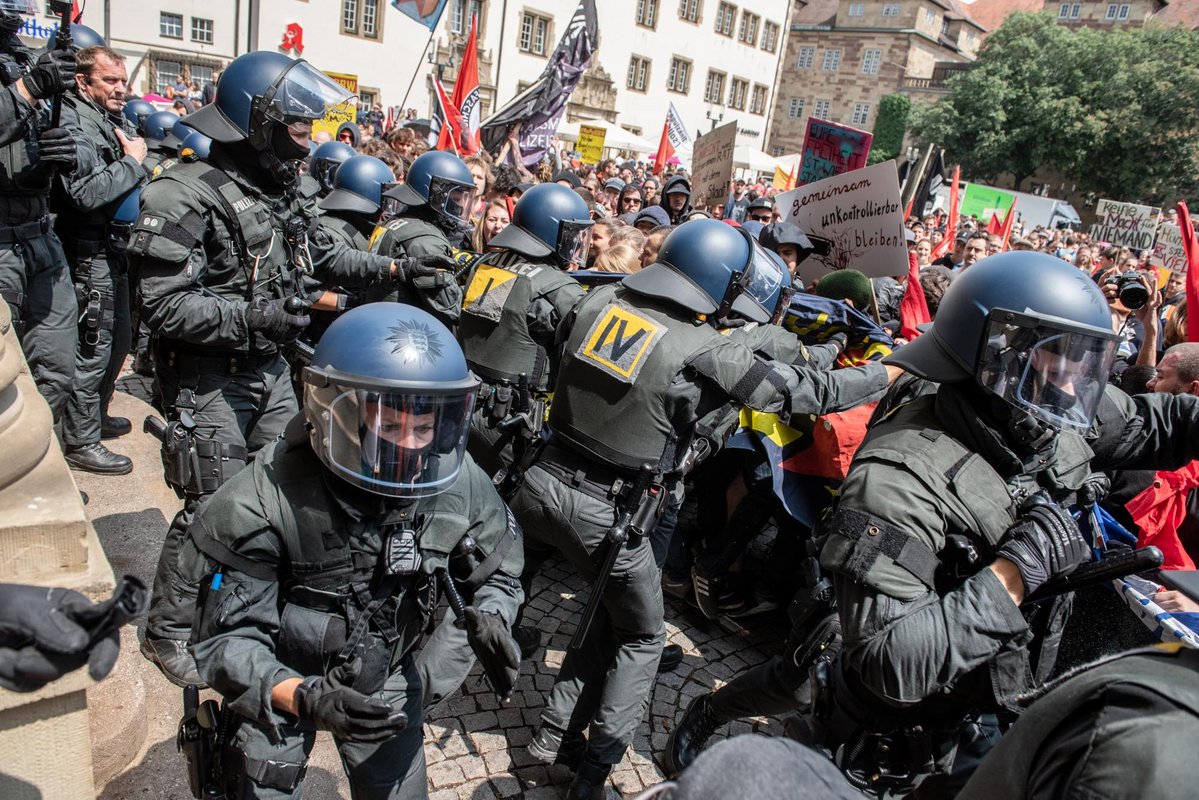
[488,183,593,268]
[310,140,356,195]
[122,99,157,134]
[178,130,211,162]
[382,150,476,226]
[320,155,396,217]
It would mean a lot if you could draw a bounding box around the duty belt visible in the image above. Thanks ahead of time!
[156,341,279,376]
[535,442,633,505]
[0,216,51,244]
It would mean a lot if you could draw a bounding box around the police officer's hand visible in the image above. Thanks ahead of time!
[1077,472,1111,507]
[463,607,520,703]
[36,127,77,171]
[20,48,76,100]
[0,583,122,692]
[244,298,310,343]
[996,496,1090,598]
[392,254,456,283]
[295,659,407,742]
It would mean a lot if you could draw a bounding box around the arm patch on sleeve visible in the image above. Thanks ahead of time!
[825,506,940,590]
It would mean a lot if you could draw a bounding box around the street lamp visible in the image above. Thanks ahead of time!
[706,104,725,132]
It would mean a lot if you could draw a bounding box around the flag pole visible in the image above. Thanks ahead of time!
[400,27,438,112]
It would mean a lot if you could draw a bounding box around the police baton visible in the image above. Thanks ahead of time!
[48,1,72,128]
[1025,546,1163,604]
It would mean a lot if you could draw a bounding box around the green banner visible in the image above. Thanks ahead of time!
[959,183,1015,221]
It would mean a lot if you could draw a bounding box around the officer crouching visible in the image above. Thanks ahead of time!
[187,304,523,799]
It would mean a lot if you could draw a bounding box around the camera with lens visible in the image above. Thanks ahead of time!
[1105,271,1149,310]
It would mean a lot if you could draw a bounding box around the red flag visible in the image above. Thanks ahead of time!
[447,16,481,155]
[786,161,798,191]
[1180,201,1199,342]
[899,250,931,340]
[903,196,915,221]
[653,119,672,177]
[930,166,959,260]
[1125,460,1199,570]
[653,103,688,176]
[986,213,1002,236]
[433,77,463,155]
[999,197,1018,251]
[71,1,83,22]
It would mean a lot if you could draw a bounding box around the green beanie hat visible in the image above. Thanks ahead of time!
[814,269,872,311]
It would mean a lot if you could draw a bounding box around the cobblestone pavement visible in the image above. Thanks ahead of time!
[420,560,786,800]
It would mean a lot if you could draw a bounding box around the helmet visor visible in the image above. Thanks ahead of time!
[557,220,593,269]
[265,61,355,124]
[429,177,477,223]
[308,383,475,498]
[976,310,1118,430]
[743,240,786,316]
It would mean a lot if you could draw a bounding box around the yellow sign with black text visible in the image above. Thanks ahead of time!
[312,71,360,140]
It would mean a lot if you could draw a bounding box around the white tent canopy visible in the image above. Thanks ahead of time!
[733,145,782,175]
[555,118,658,154]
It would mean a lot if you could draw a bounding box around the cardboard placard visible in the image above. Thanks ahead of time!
[797,119,872,186]
[1089,199,1162,250]
[577,124,607,166]
[775,160,908,283]
[690,121,738,207]
[1151,222,1187,273]
[312,71,359,139]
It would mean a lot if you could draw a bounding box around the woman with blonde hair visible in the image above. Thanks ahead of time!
[593,243,642,274]
[472,198,511,252]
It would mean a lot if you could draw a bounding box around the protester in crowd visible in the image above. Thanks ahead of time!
[641,224,672,268]
[633,205,671,233]
[465,154,493,222]
[915,238,933,266]
[588,218,620,266]
[593,243,641,274]
[472,198,511,252]
[617,183,645,220]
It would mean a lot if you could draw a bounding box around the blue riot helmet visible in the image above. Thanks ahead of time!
[488,182,593,269]
[304,303,480,498]
[320,155,396,217]
[184,51,353,157]
[112,188,140,225]
[141,111,178,147]
[624,218,784,325]
[178,130,211,162]
[382,150,476,226]
[163,116,194,150]
[886,251,1119,430]
[42,23,106,52]
[122,99,157,134]
[310,140,356,195]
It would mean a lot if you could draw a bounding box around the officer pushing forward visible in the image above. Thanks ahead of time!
[190,303,523,800]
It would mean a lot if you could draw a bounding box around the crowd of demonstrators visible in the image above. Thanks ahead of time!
[6,19,1199,800]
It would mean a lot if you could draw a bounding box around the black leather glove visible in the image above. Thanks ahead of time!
[37,126,77,171]
[463,607,520,703]
[393,253,456,283]
[0,583,126,692]
[295,659,407,742]
[1077,472,1111,507]
[21,48,76,100]
[244,298,310,343]
[996,495,1091,597]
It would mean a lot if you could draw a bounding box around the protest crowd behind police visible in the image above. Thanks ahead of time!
[4,1,1199,799]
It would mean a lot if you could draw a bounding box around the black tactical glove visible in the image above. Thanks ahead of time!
[295,658,407,742]
[21,48,76,100]
[463,607,520,703]
[1077,472,1111,507]
[37,126,77,171]
[0,582,132,692]
[996,495,1091,597]
[392,253,456,284]
[244,298,310,343]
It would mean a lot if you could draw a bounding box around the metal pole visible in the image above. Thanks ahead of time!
[399,28,437,111]
[494,0,509,102]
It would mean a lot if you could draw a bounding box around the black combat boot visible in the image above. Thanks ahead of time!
[65,442,133,475]
[100,415,132,439]
[566,757,612,800]
[140,634,205,688]
[657,643,684,673]
[664,693,723,776]
[527,722,588,770]
[513,624,541,659]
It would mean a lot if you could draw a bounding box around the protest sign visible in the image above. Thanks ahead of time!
[776,160,908,284]
[577,124,607,166]
[313,71,358,140]
[1151,222,1187,273]
[690,121,738,207]
[1089,199,1161,250]
[797,119,872,186]
[958,183,1014,222]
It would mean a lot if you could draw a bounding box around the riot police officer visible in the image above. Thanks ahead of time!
[458,182,589,477]
[309,139,355,196]
[368,149,473,324]
[799,252,1199,796]
[189,303,523,800]
[512,219,899,799]
[140,110,183,176]
[54,45,151,473]
[0,5,78,417]
[132,51,451,686]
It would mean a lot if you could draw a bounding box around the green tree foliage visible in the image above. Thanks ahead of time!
[869,93,910,165]
[909,12,1199,204]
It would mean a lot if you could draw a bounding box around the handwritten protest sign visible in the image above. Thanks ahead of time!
[313,71,358,140]
[776,160,908,284]
[577,124,606,166]
[690,121,737,207]
[1090,199,1161,250]
[1151,223,1186,273]
[797,119,872,186]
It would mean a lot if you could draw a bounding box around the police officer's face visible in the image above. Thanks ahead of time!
[79,54,128,114]
[288,121,313,150]
[365,402,436,451]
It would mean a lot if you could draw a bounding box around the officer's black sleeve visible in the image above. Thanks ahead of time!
[1091,385,1199,471]
[529,279,586,366]
[383,230,463,323]
[309,224,394,288]
[55,101,146,212]
[0,85,37,147]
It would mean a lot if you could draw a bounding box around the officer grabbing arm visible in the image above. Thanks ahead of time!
[188,303,522,799]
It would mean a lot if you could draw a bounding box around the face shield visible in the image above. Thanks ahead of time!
[556,219,593,269]
[975,310,1118,430]
[428,176,477,224]
[741,239,789,323]
[260,61,355,125]
[305,381,476,498]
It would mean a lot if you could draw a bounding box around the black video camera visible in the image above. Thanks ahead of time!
[1105,271,1149,310]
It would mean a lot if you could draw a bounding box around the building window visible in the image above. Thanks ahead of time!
[160,12,183,39]
[627,55,651,92]
[1060,2,1082,18]
[770,145,784,157]
[668,56,692,93]
[923,7,937,25]
[728,77,747,110]
[519,11,551,55]
[1072,3,1082,18]
[190,64,214,89]
[862,48,881,75]
[848,3,864,16]
[190,17,213,44]
[796,46,814,69]
[821,49,841,72]
[705,69,726,104]
[851,102,870,126]
[636,0,658,28]
[941,18,950,34]
[342,0,383,38]
[715,2,736,36]
[882,3,899,17]
[750,83,768,115]
[787,97,804,119]
[1108,3,1130,19]
[451,0,482,34]
[813,98,830,120]
[679,0,702,22]
[342,0,358,32]
[761,20,779,52]
[155,59,182,93]
[737,11,759,45]
[359,89,378,107]
[1119,3,1130,18]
